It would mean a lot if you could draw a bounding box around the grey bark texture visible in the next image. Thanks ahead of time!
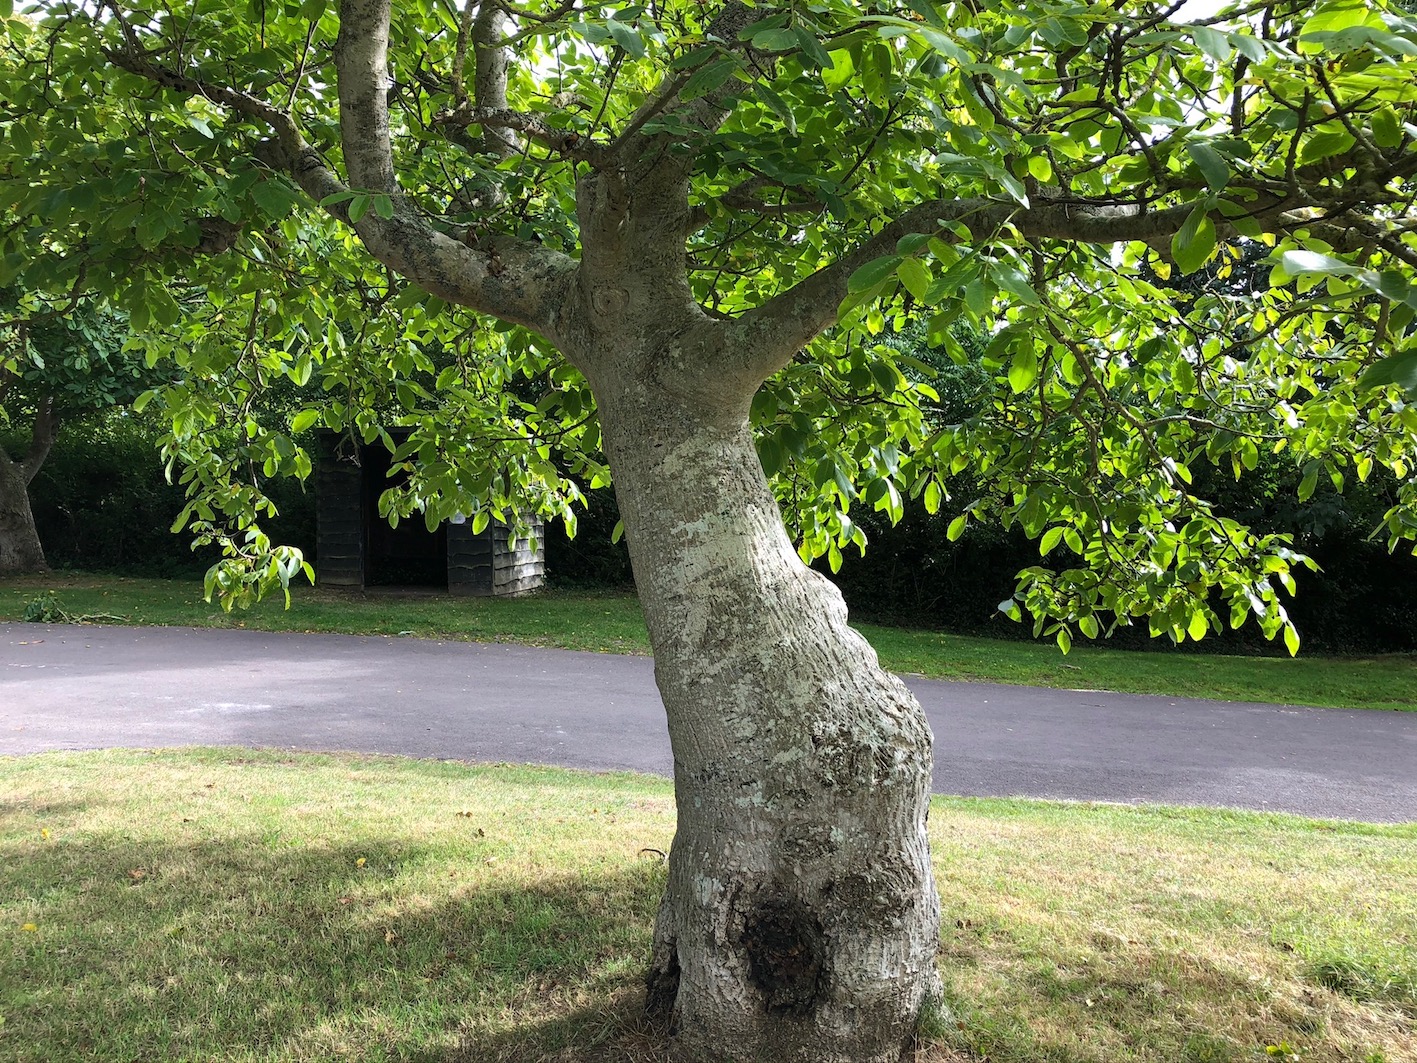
[539,91,942,1054]
[0,439,49,575]
[592,376,941,1063]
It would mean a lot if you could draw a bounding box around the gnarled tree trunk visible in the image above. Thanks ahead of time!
[593,370,940,1062]
[0,453,47,573]
[0,400,57,574]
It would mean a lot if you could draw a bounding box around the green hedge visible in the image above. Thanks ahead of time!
[5,414,314,577]
[9,418,1415,654]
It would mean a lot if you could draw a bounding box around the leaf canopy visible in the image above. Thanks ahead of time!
[2,0,1417,647]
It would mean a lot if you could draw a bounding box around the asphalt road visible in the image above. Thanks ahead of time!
[2,623,1414,823]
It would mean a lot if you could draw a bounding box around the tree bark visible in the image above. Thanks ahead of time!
[0,399,57,575]
[591,370,940,1063]
[0,448,47,574]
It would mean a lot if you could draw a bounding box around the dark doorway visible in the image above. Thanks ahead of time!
[360,441,448,588]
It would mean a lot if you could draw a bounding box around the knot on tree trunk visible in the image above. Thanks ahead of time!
[740,896,826,1015]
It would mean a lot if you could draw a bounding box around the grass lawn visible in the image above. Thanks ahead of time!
[1,571,1414,710]
[1,749,1413,1063]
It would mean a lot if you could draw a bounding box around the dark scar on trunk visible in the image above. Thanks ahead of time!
[645,943,681,1023]
[741,896,826,1014]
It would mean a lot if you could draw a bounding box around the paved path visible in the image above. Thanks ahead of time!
[3,623,1414,823]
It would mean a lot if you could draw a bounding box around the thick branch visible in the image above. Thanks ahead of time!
[436,2,604,163]
[720,177,823,217]
[434,105,606,163]
[471,1,519,158]
[334,0,399,196]
[726,190,1363,384]
[104,46,330,193]
[330,0,578,335]
[21,396,59,485]
[109,3,578,341]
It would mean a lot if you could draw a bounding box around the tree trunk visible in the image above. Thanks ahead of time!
[0,450,47,574]
[595,376,940,1063]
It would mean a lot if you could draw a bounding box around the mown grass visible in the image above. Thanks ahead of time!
[3,572,1415,711]
[1,749,1413,1063]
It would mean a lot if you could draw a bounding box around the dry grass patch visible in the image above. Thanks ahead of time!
[0,750,1412,1063]
[930,801,1416,1062]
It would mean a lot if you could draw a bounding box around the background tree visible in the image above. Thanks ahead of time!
[0,293,145,572]
[5,1,1417,1060]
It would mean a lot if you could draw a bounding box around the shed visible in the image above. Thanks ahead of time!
[314,429,544,595]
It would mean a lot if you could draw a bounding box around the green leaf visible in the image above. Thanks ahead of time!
[251,179,302,219]
[895,232,933,255]
[1187,609,1208,641]
[947,513,967,541]
[682,58,737,99]
[749,27,798,52]
[1008,346,1038,393]
[998,597,1023,622]
[925,481,943,515]
[1280,249,1356,277]
[1186,143,1231,191]
[847,255,903,294]
[821,47,855,90]
[1372,108,1403,148]
[992,266,1039,306]
[1298,464,1320,502]
[1171,205,1217,275]
[1173,358,1196,394]
[1359,350,1417,396]
[606,18,647,57]
[1191,25,1232,62]
[1284,624,1300,657]
[995,168,1030,207]
[752,83,796,132]
[1040,526,1063,555]
[670,46,717,70]
[290,409,320,433]
[793,27,833,70]
[1299,129,1356,166]
[897,257,933,302]
[372,194,395,220]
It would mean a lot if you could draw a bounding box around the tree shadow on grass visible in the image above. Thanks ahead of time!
[0,831,673,1063]
[453,988,675,1063]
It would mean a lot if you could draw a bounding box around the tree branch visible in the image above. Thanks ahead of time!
[21,396,60,485]
[434,105,607,163]
[328,0,579,338]
[106,2,579,342]
[602,1,773,167]
[471,0,519,158]
[725,188,1371,384]
[435,1,606,164]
